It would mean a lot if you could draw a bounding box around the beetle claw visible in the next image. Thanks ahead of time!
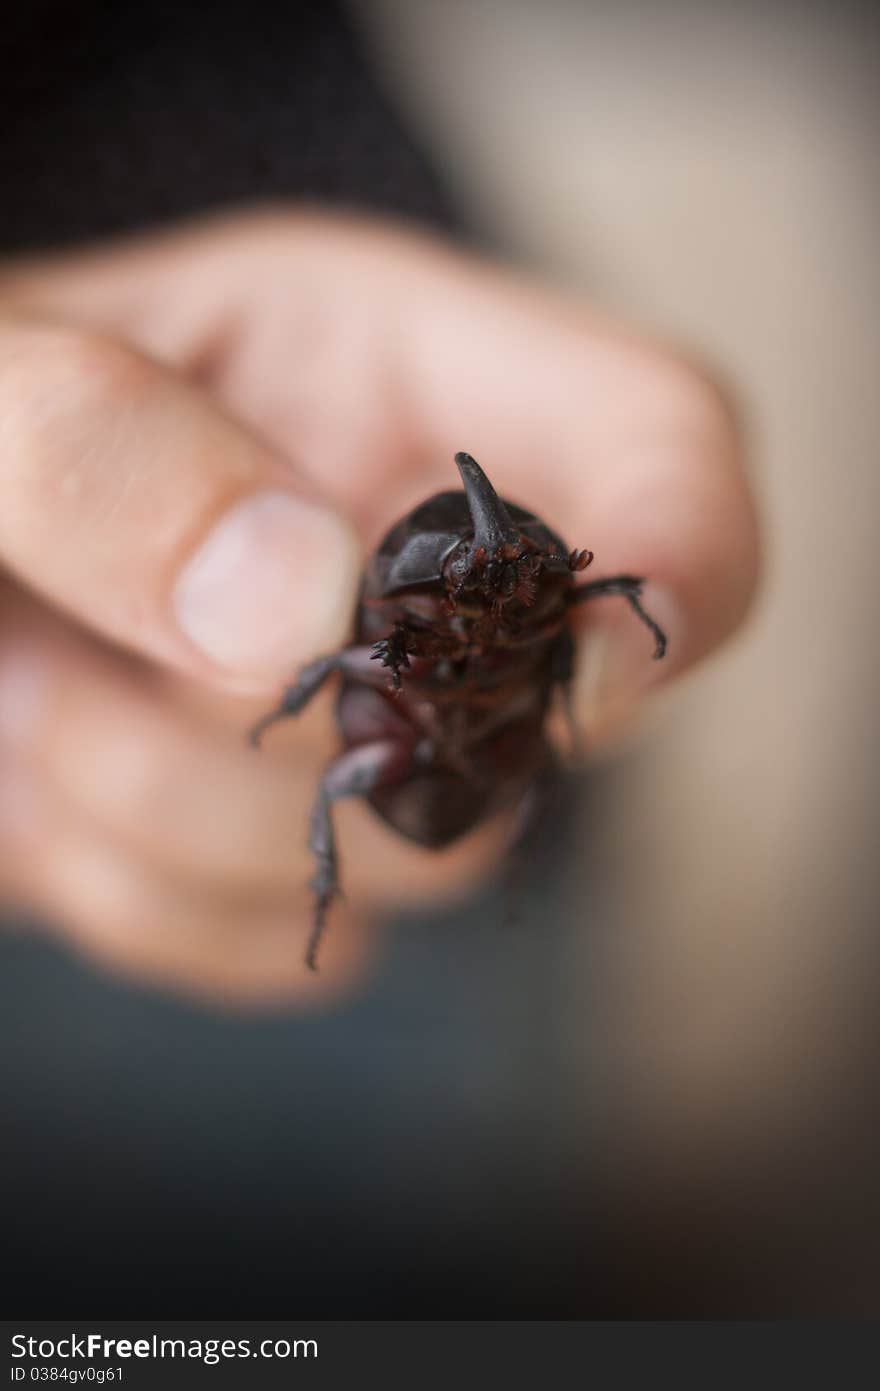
[568,548,594,572]
[371,626,411,691]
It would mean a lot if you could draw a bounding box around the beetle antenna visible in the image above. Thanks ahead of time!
[455,451,519,549]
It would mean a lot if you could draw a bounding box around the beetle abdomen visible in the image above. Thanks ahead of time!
[366,769,492,848]
[336,677,542,847]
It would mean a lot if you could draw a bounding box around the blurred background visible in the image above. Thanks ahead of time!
[3,0,878,1317]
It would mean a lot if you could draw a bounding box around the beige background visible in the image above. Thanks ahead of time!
[353,0,879,1283]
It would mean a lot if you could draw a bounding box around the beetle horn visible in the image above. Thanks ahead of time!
[454,452,518,548]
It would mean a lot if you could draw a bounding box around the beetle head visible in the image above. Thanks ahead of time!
[443,452,591,615]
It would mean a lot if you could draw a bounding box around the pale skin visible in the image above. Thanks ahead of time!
[0,210,759,1007]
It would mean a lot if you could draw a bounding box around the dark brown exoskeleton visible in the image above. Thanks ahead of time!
[250,452,666,969]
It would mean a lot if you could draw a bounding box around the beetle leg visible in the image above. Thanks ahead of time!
[369,621,412,693]
[370,619,464,693]
[567,574,667,659]
[304,737,414,971]
[549,627,583,760]
[249,647,389,747]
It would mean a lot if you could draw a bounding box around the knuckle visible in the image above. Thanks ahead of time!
[1,323,150,458]
[648,348,745,463]
[92,723,174,830]
[47,694,172,837]
[0,323,158,536]
[604,336,760,637]
[678,357,744,465]
[669,361,762,631]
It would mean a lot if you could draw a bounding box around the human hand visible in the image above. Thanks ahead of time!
[0,211,757,1005]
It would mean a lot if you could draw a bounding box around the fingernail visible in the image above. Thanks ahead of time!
[173,491,360,679]
[574,583,680,730]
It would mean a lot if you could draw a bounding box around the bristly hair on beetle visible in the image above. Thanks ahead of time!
[250,451,667,970]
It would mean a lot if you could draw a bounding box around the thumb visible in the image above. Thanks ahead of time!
[0,317,360,690]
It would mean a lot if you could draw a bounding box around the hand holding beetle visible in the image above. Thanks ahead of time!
[0,212,757,1004]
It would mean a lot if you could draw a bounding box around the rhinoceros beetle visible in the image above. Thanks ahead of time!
[250,452,666,969]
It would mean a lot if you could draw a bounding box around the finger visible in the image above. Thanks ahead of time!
[1,215,758,718]
[0,314,361,693]
[23,215,758,688]
[0,617,331,895]
[0,684,507,1007]
[0,783,371,1008]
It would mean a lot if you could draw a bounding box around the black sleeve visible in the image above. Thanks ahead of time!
[0,0,459,254]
